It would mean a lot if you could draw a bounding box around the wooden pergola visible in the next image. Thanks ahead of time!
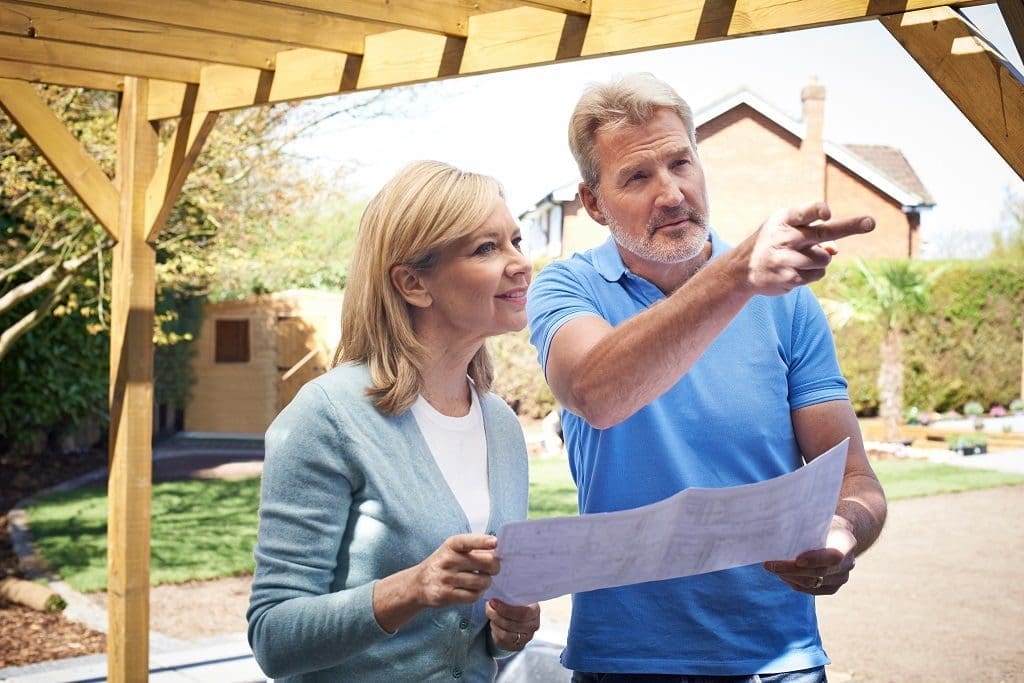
[0,1,1021,680]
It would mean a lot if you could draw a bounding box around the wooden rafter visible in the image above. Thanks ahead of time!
[882,6,1024,179]
[998,0,1024,62]
[0,77,119,237]
[14,0,386,54]
[0,1,996,119]
[0,1,309,71]
[145,104,219,242]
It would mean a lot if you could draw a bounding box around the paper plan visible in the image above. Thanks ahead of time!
[485,438,849,605]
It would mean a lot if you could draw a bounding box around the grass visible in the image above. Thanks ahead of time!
[27,478,260,593]
[25,455,1024,591]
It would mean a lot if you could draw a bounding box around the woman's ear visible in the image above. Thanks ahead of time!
[390,264,432,308]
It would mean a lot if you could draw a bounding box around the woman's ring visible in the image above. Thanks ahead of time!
[812,576,824,589]
[514,632,522,646]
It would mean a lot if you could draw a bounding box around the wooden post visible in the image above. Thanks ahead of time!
[107,76,157,683]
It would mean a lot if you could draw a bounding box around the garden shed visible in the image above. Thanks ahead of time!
[185,289,343,436]
[0,1,1020,680]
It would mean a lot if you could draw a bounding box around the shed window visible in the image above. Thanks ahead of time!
[215,319,250,363]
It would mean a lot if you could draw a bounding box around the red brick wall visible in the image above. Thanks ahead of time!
[825,161,917,258]
[697,105,916,258]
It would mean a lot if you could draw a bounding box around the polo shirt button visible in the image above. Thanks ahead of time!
[452,668,463,678]
[459,619,469,630]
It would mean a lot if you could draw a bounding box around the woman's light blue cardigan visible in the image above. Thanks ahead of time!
[247,363,528,682]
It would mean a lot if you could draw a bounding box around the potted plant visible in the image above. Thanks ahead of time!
[1010,398,1024,416]
[963,401,985,431]
[947,433,988,456]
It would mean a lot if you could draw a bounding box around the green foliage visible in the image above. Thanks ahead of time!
[813,260,1024,415]
[208,190,363,300]
[2,86,391,454]
[962,401,984,417]
[0,302,108,453]
[27,477,261,592]
[489,328,556,419]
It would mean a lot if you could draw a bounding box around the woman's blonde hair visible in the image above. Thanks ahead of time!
[334,160,503,414]
[569,73,696,190]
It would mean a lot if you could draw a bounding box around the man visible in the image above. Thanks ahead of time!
[527,73,887,682]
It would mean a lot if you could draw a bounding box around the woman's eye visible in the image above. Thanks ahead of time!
[474,242,496,255]
[512,237,523,252]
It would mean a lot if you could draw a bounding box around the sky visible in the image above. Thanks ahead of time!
[292,6,1023,259]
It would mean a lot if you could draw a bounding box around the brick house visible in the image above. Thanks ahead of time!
[521,79,934,260]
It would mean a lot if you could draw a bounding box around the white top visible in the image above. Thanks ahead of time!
[410,386,490,533]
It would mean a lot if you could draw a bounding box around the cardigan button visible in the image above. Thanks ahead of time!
[459,618,469,630]
[452,667,463,678]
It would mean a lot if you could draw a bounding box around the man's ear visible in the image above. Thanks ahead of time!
[578,182,608,226]
[389,264,432,308]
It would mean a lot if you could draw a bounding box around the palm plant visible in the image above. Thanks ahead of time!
[833,259,937,443]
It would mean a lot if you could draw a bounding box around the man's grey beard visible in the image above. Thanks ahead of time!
[599,197,710,265]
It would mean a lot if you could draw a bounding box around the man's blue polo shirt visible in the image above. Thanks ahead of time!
[527,232,849,675]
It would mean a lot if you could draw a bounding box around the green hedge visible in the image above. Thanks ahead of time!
[813,259,1024,415]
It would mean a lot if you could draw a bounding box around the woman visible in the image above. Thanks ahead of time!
[247,161,541,681]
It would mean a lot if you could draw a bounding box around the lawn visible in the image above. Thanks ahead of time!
[26,455,1024,591]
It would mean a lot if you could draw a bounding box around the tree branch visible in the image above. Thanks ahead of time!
[0,241,106,319]
[0,271,75,362]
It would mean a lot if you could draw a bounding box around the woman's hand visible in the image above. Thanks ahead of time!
[414,534,501,607]
[486,599,541,652]
[373,533,500,633]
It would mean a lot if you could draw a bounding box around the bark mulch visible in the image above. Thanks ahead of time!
[0,446,111,667]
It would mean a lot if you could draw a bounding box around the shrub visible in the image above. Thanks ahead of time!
[813,260,1024,415]
[488,328,556,419]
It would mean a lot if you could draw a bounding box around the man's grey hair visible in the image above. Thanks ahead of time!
[568,73,696,190]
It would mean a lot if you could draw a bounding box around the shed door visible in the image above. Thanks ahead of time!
[276,316,325,413]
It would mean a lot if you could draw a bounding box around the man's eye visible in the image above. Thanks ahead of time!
[672,159,689,169]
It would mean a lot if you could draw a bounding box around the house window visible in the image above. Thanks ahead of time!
[215,319,250,363]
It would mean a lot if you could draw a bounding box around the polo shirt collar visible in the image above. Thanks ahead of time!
[590,228,726,283]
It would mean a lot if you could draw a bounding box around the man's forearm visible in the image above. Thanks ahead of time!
[836,472,887,555]
[562,252,753,428]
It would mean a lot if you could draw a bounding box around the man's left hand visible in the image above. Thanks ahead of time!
[763,515,858,595]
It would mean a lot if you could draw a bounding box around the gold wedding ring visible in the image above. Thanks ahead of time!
[514,632,522,646]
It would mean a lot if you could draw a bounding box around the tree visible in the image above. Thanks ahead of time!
[833,260,937,442]
[990,191,1024,261]
[1,83,414,453]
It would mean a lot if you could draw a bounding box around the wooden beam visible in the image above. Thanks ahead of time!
[0,78,119,238]
[0,59,123,91]
[146,103,219,241]
[107,75,157,683]
[0,34,204,82]
[20,0,382,55]
[0,1,300,71]
[147,51,358,120]
[882,6,1024,179]
[245,0,591,37]
[998,0,1024,63]
[580,0,992,56]
[358,30,462,89]
[462,6,588,72]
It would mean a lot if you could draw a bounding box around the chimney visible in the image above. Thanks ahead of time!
[800,76,826,202]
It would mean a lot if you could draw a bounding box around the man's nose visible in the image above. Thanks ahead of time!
[653,172,685,209]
